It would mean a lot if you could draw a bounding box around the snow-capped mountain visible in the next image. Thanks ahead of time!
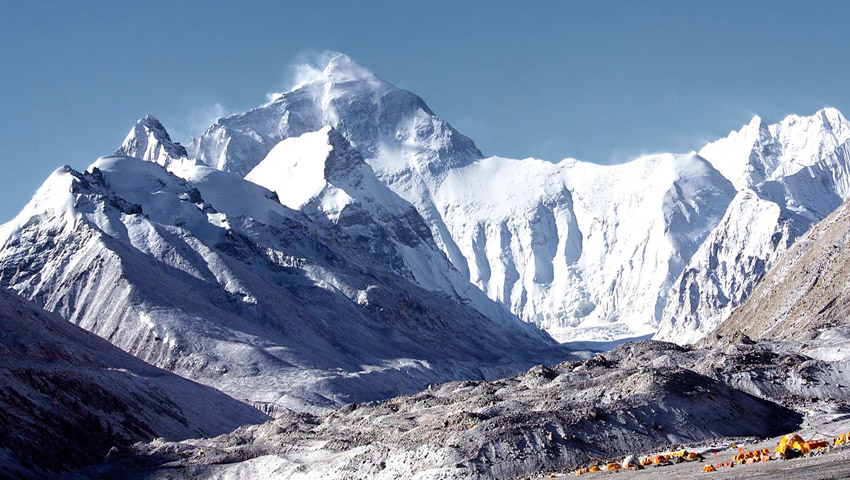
[187,53,737,342]
[711,193,850,344]
[188,54,482,289]
[656,108,850,343]
[0,286,267,478]
[0,128,565,414]
[6,52,850,356]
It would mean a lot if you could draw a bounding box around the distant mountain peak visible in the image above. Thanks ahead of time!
[118,115,188,166]
[816,106,847,131]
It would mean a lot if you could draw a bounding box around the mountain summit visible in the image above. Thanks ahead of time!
[189,53,482,178]
[118,114,188,166]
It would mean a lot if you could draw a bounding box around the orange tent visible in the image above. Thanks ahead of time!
[807,439,828,450]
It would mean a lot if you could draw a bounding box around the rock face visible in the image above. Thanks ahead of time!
[710,195,850,343]
[655,190,796,344]
[83,340,826,480]
[0,152,566,414]
[0,287,268,478]
[657,108,850,344]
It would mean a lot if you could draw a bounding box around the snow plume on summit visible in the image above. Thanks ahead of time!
[267,50,348,100]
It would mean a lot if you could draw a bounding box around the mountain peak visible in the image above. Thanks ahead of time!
[140,114,164,128]
[321,53,380,84]
[816,107,848,131]
[118,115,188,167]
[746,114,766,130]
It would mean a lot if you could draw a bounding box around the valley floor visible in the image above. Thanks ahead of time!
[542,437,850,480]
[69,336,850,480]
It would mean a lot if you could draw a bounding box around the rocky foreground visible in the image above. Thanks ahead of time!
[74,335,850,479]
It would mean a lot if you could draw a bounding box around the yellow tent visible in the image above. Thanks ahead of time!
[776,433,810,456]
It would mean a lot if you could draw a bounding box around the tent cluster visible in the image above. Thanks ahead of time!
[703,432,837,474]
[570,431,846,477]
[573,450,703,476]
[732,447,771,464]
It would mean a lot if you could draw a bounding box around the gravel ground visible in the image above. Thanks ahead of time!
[541,432,850,479]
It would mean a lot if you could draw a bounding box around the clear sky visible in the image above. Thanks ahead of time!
[1,0,849,222]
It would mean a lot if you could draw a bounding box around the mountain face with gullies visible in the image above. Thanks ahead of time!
[3,49,850,402]
[655,108,850,344]
[185,53,741,342]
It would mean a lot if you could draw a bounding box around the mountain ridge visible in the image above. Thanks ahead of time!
[0,286,268,477]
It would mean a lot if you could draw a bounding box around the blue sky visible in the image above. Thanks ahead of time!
[1,0,849,221]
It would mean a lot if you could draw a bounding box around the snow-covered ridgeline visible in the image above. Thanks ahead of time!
[0,139,566,413]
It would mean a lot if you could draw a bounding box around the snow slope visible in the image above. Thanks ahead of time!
[244,126,535,326]
[0,287,267,478]
[0,146,566,415]
[657,109,850,343]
